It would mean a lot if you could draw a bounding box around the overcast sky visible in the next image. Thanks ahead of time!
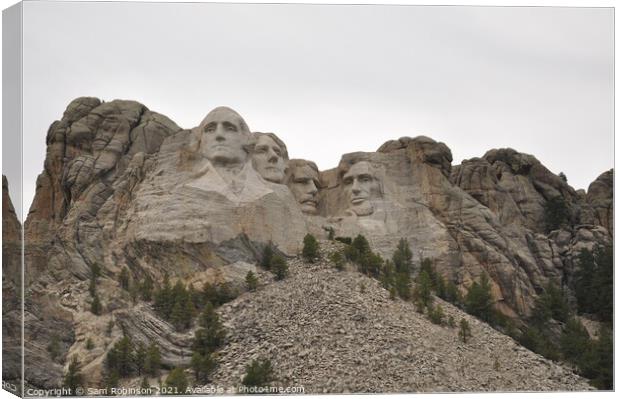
[6,2,615,220]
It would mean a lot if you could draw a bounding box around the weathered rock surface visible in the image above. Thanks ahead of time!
[7,98,611,390]
[2,176,23,389]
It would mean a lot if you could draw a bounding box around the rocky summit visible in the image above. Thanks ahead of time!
[2,97,612,392]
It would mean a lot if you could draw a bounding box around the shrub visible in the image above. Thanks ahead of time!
[47,335,61,361]
[335,236,352,245]
[427,304,445,325]
[458,319,472,343]
[85,337,94,350]
[165,367,189,393]
[242,358,274,388]
[302,234,320,263]
[543,196,570,232]
[245,271,258,291]
[329,251,345,271]
[447,315,456,328]
[271,255,288,281]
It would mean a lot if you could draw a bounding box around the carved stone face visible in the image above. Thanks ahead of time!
[288,163,320,214]
[199,107,249,166]
[253,135,286,183]
[342,161,381,216]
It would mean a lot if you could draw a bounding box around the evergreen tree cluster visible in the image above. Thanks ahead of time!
[517,280,613,389]
[152,275,238,332]
[573,245,613,323]
[104,336,161,385]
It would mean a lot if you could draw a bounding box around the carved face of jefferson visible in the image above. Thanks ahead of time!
[252,133,288,183]
[342,161,382,216]
[286,160,320,214]
[199,107,251,167]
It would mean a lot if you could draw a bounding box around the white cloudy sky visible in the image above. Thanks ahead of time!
[4,1,615,219]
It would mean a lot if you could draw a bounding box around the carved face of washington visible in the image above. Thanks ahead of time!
[286,160,320,214]
[252,132,288,184]
[199,107,251,167]
[342,161,382,216]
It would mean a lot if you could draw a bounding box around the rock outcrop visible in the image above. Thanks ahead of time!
[5,98,611,391]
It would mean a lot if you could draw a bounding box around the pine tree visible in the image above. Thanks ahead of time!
[302,233,320,263]
[91,293,102,315]
[141,275,154,301]
[464,273,494,322]
[144,343,161,377]
[458,318,472,343]
[106,336,135,377]
[261,244,274,270]
[191,352,217,383]
[134,342,147,376]
[414,270,433,306]
[165,367,189,393]
[242,358,274,388]
[392,238,412,274]
[271,255,288,281]
[245,271,258,291]
[63,356,83,395]
[193,303,226,355]
[120,267,131,291]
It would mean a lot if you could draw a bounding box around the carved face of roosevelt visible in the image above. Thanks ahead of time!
[253,134,287,183]
[287,162,320,214]
[342,161,381,216]
[199,107,250,167]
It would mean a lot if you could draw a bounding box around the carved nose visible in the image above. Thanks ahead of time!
[308,182,318,195]
[268,151,278,163]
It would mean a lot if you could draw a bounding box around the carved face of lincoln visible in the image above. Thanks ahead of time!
[252,133,288,184]
[286,160,320,214]
[199,107,250,167]
[342,161,382,216]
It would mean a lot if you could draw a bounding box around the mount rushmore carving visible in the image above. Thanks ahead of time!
[6,98,611,389]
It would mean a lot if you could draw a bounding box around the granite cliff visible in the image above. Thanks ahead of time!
[2,97,612,391]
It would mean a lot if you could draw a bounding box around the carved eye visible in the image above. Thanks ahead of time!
[256,146,267,153]
[359,175,372,183]
[204,123,216,133]
[273,148,281,156]
[343,177,353,185]
[223,122,238,132]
